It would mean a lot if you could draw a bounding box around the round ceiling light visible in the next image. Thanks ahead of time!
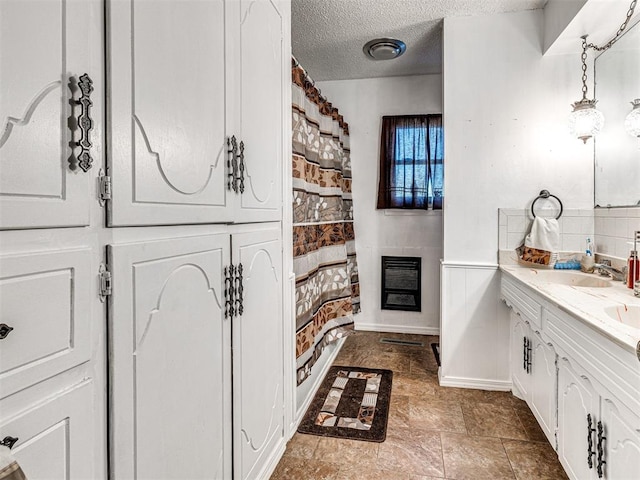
[363,38,406,61]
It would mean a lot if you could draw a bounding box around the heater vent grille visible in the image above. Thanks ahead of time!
[381,256,421,312]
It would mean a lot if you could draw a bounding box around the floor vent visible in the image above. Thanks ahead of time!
[379,338,424,347]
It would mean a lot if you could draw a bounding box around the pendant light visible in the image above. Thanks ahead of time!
[568,36,604,143]
[569,0,637,143]
[625,99,640,137]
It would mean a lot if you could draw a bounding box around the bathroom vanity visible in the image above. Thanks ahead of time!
[500,265,640,480]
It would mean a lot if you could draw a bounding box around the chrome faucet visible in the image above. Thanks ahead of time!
[594,263,627,282]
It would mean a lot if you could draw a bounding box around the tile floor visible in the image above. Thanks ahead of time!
[271,331,569,480]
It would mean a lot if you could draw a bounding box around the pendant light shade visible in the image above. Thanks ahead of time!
[624,99,640,138]
[569,99,605,143]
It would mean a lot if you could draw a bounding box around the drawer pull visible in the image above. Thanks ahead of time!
[0,323,13,339]
[0,436,18,449]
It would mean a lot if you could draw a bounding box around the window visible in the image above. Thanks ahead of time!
[376,115,443,209]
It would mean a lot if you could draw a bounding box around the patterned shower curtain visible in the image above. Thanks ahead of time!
[292,59,361,386]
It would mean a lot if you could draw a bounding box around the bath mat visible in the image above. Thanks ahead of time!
[297,366,393,442]
[431,343,441,366]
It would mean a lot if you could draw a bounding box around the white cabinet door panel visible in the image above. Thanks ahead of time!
[0,0,100,229]
[558,358,599,480]
[0,248,93,398]
[235,0,283,222]
[108,0,232,226]
[530,333,557,447]
[232,227,283,480]
[599,397,640,480]
[109,234,231,480]
[1,379,95,480]
[510,311,530,400]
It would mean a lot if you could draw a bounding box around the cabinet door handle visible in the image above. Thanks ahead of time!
[587,414,596,469]
[227,136,239,193]
[237,141,245,194]
[224,265,235,319]
[526,338,532,374]
[596,420,606,478]
[0,436,18,449]
[235,263,244,316]
[0,323,13,339]
[69,74,94,172]
[523,336,528,372]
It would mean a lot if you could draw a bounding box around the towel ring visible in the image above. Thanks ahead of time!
[531,190,563,220]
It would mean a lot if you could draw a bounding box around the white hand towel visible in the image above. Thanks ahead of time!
[524,217,560,253]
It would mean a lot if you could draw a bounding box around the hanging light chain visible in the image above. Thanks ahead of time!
[580,37,589,100]
[587,0,637,51]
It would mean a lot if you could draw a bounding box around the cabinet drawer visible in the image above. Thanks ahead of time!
[0,249,94,398]
[501,276,542,328]
[0,379,95,479]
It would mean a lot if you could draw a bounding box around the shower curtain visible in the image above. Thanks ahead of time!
[292,59,361,386]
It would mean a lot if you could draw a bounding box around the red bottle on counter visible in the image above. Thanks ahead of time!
[628,250,639,289]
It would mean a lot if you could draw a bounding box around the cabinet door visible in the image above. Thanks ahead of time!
[0,0,101,229]
[510,310,530,400]
[109,234,232,480]
[232,227,284,480]
[230,0,284,223]
[0,248,94,398]
[558,358,599,480]
[529,331,557,448]
[599,397,640,480]
[0,379,95,480]
[107,0,232,226]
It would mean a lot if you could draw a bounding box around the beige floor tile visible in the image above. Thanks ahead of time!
[441,432,515,479]
[462,402,528,440]
[393,372,439,397]
[313,436,379,466]
[377,427,444,477]
[270,456,340,480]
[502,439,569,480]
[409,396,467,434]
[513,403,548,443]
[284,433,319,459]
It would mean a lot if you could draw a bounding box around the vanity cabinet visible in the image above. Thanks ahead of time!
[504,278,557,447]
[502,271,640,480]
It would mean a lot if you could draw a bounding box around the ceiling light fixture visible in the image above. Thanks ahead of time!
[569,0,637,143]
[363,38,406,61]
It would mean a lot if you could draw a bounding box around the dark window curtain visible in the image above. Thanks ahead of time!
[376,114,443,210]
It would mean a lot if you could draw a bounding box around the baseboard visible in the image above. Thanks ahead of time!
[355,322,440,336]
[257,436,287,480]
[294,336,346,427]
[438,374,512,391]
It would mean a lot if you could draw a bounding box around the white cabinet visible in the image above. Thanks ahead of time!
[504,279,556,447]
[232,227,284,480]
[0,379,96,480]
[107,0,284,226]
[0,0,102,230]
[558,357,640,480]
[109,234,232,480]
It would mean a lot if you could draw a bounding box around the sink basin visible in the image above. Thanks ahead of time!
[604,305,640,329]
[525,270,612,288]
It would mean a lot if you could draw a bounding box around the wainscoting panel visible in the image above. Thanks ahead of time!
[440,261,511,390]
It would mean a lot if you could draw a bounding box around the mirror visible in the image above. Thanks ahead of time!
[594,19,640,208]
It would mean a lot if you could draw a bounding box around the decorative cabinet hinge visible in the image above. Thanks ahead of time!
[98,169,112,206]
[99,264,112,302]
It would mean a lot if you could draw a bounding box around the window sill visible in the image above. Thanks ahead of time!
[383,209,443,217]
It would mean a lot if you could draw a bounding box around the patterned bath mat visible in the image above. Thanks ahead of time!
[297,366,392,442]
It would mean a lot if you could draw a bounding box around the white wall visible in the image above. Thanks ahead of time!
[441,9,594,389]
[317,75,443,335]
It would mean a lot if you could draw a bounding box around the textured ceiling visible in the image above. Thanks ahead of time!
[292,0,548,81]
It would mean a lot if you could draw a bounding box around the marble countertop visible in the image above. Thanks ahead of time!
[500,263,640,354]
